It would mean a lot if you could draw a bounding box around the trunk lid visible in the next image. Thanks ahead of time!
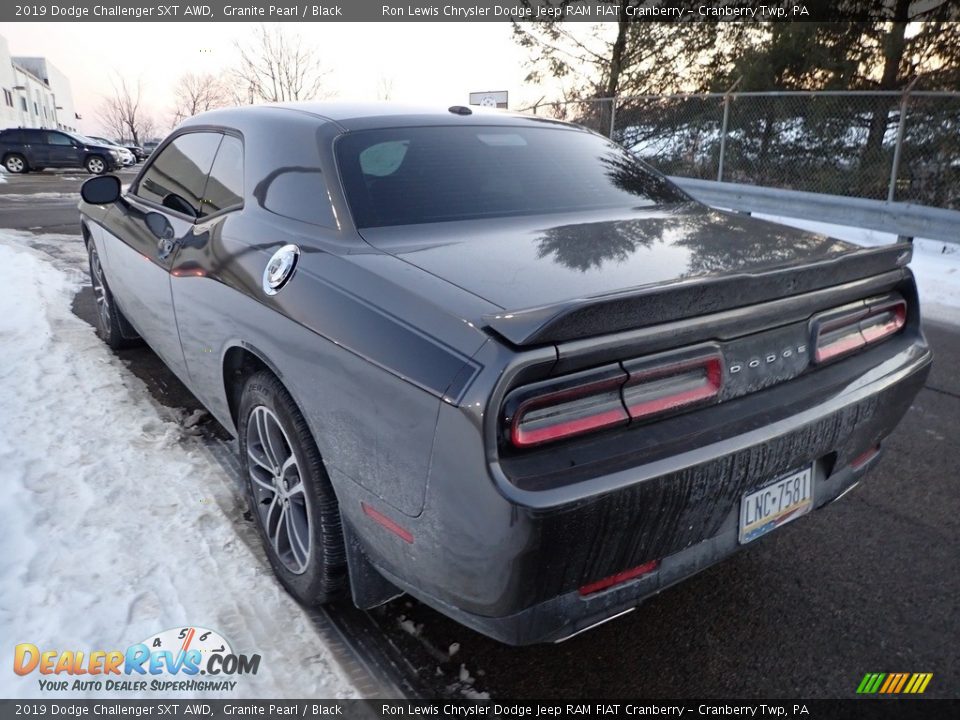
[358,202,910,345]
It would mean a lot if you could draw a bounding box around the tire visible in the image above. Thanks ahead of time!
[85,155,107,175]
[239,371,348,605]
[87,240,137,349]
[4,153,27,173]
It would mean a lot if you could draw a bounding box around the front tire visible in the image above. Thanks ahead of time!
[85,155,107,175]
[4,153,27,173]
[87,241,136,349]
[239,371,348,605]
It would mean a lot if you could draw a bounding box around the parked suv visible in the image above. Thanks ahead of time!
[87,136,137,167]
[0,128,123,174]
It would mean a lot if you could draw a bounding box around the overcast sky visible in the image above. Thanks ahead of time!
[0,22,562,136]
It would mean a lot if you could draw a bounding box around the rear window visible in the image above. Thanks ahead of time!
[335,125,685,228]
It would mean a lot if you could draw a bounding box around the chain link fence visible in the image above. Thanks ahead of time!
[526,91,960,210]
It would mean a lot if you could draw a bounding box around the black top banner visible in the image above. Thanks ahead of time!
[4,0,960,23]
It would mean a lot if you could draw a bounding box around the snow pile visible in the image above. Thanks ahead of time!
[756,214,960,325]
[0,239,357,699]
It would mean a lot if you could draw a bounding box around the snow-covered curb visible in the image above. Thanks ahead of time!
[0,238,357,699]
[754,213,960,326]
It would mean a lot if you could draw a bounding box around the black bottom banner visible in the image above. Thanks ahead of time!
[1,700,958,720]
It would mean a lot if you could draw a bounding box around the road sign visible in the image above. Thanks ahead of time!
[469,91,508,109]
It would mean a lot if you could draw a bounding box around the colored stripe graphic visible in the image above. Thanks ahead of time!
[858,672,932,694]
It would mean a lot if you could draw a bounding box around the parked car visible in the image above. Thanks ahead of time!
[120,142,148,161]
[0,128,123,174]
[86,136,136,167]
[141,139,161,156]
[78,103,932,645]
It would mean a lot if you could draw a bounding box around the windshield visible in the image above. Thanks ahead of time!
[335,125,686,228]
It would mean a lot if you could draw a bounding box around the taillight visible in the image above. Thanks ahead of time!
[814,298,906,364]
[622,352,723,421]
[504,347,724,449]
[507,366,629,448]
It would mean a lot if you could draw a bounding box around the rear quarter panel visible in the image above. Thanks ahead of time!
[169,110,490,516]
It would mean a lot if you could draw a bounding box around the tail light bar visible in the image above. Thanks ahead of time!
[622,352,723,421]
[813,298,906,364]
[502,295,908,450]
[504,349,723,448]
[507,366,630,448]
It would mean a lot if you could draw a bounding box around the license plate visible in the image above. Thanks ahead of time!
[739,466,814,544]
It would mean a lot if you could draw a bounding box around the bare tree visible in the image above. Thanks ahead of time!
[231,25,332,103]
[377,75,394,101]
[171,72,232,124]
[98,77,155,144]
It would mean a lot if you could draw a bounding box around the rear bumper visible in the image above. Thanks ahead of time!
[384,453,880,645]
[341,335,931,645]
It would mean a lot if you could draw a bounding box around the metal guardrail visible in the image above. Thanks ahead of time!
[528,90,960,211]
[671,177,960,246]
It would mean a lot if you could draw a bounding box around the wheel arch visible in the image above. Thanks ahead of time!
[80,220,93,247]
[222,343,278,433]
[3,151,28,170]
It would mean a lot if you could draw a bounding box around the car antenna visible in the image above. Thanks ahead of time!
[448,105,472,116]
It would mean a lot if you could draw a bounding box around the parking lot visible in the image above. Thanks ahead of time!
[2,169,957,699]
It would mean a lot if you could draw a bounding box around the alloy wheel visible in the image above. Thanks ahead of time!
[246,405,313,575]
[89,247,112,334]
[88,158,105,174]
[6,156,23,172]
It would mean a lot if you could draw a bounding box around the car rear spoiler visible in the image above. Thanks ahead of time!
[482,244,912,347]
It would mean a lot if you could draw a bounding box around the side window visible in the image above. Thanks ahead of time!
[21,129,42,143]
[261,168,337,228]
[201,134,243,217]
[135,132,221,217]
[46,132,73,146]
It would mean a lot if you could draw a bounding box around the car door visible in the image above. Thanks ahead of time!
[21,129,48,167]
[98,131,223,380]
[44,131,80,168]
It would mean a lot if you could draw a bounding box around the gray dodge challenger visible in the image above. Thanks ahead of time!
[78,103,931,644]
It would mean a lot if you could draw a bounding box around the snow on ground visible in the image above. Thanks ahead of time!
[0,192,79,201]
[754,213,960,325]
[0,235,358,699]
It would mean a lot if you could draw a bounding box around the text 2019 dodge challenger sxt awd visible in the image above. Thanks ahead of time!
[78,103,931,645]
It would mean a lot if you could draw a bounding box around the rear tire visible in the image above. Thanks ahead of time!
[87,241,137,349]
[239,371,348,605]
[4,154,27,173]
[85,155,107,175]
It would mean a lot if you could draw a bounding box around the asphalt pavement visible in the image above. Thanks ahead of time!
[3,169,957,699]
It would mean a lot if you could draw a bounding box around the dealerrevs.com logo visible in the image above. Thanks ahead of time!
[13,627,260,693]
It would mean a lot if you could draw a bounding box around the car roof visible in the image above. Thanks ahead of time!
[182,101,583,133]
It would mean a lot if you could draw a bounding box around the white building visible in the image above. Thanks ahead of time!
[0,35,80,133]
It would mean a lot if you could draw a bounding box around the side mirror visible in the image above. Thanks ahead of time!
[81,175,121,205]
